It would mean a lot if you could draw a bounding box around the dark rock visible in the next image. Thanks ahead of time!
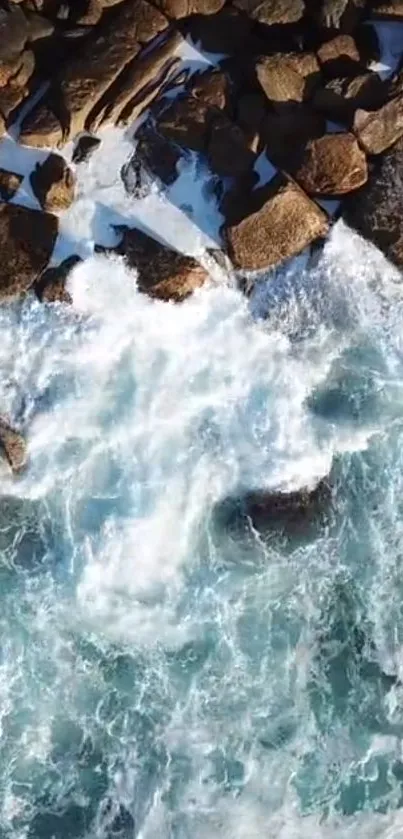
[152,0,225,18]
[182,7,252,54]
[313,72,388,125]
[232,0,305,25]
[136,122,181,185]
[117,226,209,301]
[121,155,152,198]
[311,0,367,33]
[30,153,75,212]
[219,169,260,225]
[262,105,326,169]
[317,34,361,77]
[157,94,213,151]
[235,91,267,153]
[256,52,321,110]
[25,10,55,41]
[187,68,232,113]
[0,203,58,299]
[293,132,368,195]
[19,98,63,147]
[223,173,329,271]
[0,5,28,62]
[207,113,256,176]
[0,167,23,200]
[0,419,26,473]
[72,134,101,163]
[353,94,403,154]
[343,135,403,268]
[34,254,81,303]
[355,21,381,65]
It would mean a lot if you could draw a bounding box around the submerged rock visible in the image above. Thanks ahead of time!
[0,203,58,300]
[0,419,26,473]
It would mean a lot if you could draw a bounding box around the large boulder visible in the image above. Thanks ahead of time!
[293,132,368,196]
[118,227,209,301]
[232,0,305,25]
[30,153,75,212]
[311,0,367,32]
[343,135,403,268]
[353,95,403,154]
[0,203,58,299]
[0,419,26,473]
[223,174,329,271]
[256,52,321,110]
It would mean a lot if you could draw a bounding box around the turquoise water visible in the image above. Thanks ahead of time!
[1,223,403,838]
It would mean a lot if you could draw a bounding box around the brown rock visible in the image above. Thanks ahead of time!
[157,94,213,151]
[312,0,367,32]
[353,95,403,154]
[7,49,35,90]
[30,153,75,212]
[19,99,63,147]
[256,52,321,110]
[75,0,103,25]
[136,122,181,185]
[25,10,55,41]
[72,134,101,163]
[224,174,329,271]
[0,5,28,62]
[343,135,403,267]
[263,106,326,169]
[118,226,209,301]
[34,254,81,303]
[0,113,4,137]
[313,72,388,125]
[0,419,26,473]
[0,53,23,88]
[207,113,256,176]
[293,132,368,195]
[369,1,403,19]
[0,203,58,299]
[219,170,260,225]
[152,0,225,18]
[0,168,23,200]
[187,69,231,113]
[317,34,361,77]
[232,0,305,25]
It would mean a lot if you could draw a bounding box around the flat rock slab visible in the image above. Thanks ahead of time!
[118,227,209,301]
[224,174,329,271]
[0,203,58,299]
[353,95,403,154]
[294,132,368,196]
[343,135,403,268]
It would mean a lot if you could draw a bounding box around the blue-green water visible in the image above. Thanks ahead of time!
[1,224,403,838]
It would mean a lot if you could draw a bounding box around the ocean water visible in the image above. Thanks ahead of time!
[2,116,403,838]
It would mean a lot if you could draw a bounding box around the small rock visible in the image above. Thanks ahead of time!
[232,0,305,25]
[118,226,209,301]
[0,419,26,473]
[121,155,152,199]
[207,114,256,176]
[256,52,321,110]
[34,255,81,303]
[223,174,329,271]
[72,134,101,164]
[30,153,75,212]
[136,123,181,186]
[0,167,23,200]
[0,203,58,300]
[353,95,403,154]
[317,34,361,77]
[293,132,368,196]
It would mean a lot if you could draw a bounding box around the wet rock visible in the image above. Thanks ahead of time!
[72,133,101,163]
[182,7,252,54]
[30,153,75,212]
[353,95,403,154]
[293,132,368,196]
[157,94,213,151]
[187,68,231,113]
[343,135,403,268]
[152,0,225,18]
[313,72,387,125]
[317,34,361,77]
[256,52,321,110]
[0,5,28,62]
[34,254,81,303]
[311,0,367,32]
[0,203,58,299]
[232,0,305,25]
[0,419,26,473]
[0,167,23,200]
[207,113,256,176]
[263,105,326,169]
[223,174,329,271]
[369,0,403,18]
[121,154,152,198]
[118,226,209,301]
[135,122,181,185]
[19,98,63,147]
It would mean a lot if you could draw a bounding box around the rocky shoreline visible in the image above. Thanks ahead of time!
[0,0,402,490]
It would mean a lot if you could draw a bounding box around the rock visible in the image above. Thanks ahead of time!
[0,5,28,62]
[235,91,267,153]
[0,420,26,473]
[207,113,256,176]
[0,113,5,137]
[263,105,326,169]
[118,226,209,301]
[256,52,321,110]
[0,167,23,200]
[7,49,35,90]
[182,7,252,54]
[232,0,305,25]
[157,94,213,151]
[0,204,58,299]
[19,99,63,147]
[187,69,231,113]
[152,0,225,18]
[25,10,55,41]
[88,30,182,131]
[313,72,388,125]
[223,174,329,271]
[369,1,403,18]
[135,122,181,185]
[353,95,403,154]
[0,53,24,88]
[75,0,103,25]
[34,254,81,303]
[219,169,260,225]
[293,132,368,195]
[72,134,101,163]
[343,135,403,267]
[317,34,361,77]
[121,155,152,199]
[30,153,75,212]
[312,0,367,32]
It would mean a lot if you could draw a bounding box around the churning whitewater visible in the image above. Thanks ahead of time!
[2,128,403,839]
